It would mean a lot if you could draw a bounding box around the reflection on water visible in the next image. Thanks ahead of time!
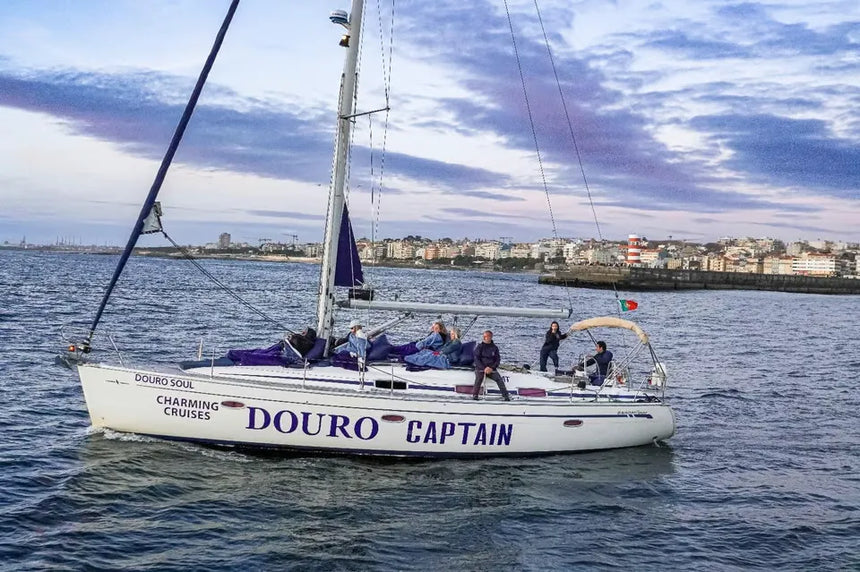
[3,251,859,569]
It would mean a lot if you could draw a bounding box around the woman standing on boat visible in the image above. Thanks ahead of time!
[539,321,567,372]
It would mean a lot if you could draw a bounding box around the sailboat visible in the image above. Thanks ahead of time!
[66,0,675,457]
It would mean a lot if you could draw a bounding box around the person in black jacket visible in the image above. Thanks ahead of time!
[575,340,614,385]
[288,326,317,357]
[472,330,511,401]
[539,321,567,372]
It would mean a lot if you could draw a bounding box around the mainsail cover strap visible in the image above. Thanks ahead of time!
[342,299,571,319]
[568,316,649,344]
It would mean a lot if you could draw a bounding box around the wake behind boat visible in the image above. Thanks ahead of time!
[65,0,675,458]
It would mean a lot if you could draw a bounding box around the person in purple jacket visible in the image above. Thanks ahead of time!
[472,330,511,401]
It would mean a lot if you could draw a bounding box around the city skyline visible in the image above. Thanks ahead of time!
[5,231,855,250]
[1,1,858,246]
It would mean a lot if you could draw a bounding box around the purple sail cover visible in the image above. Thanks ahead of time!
[227,342,295,366]
[334,205,364,287]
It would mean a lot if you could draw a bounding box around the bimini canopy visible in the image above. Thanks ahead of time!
[568,316,649,344]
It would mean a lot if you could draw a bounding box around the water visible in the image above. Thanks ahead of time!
[1,249,858,570]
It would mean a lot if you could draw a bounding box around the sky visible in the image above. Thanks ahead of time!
[1,0,858,247]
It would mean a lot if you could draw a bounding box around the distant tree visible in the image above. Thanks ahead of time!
[452,255,476,266]
[495,257,537,270]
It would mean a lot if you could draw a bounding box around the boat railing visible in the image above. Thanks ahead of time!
[568,344,666,399]
[106,333,126,368]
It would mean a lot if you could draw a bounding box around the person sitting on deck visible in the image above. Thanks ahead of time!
[404,327,462,369]
[391,321,447,358]
[330,320,371,371]
[288,326,317,357]
[345,320,370,360]
[575,340,613,386]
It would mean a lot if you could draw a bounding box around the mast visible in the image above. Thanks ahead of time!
[81,0,240,351]
[316,0,364,351]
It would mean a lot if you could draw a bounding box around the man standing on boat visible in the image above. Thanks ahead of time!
[472,330,511,401]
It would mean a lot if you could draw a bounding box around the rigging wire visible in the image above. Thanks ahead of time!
[531,0,625,317]
[503,0,573,313]
[161,231,293,334]
[532,1,604,243]
[370,0,395,266]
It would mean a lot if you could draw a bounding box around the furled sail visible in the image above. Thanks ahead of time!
[334,204,364,287]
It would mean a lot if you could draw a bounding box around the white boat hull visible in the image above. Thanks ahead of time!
[78,362,675,457]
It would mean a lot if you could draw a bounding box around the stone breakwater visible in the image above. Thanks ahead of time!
[539,267,860,294]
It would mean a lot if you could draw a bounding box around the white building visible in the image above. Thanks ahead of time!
[638,248,663,268]
[530,241,556,261]
[511,244,533,258]
[386,241,416,260]
[792,252,837,277]
[762,256,794,275]
[439,245,460,258]
[474,242,501,260]
[584,247,614,265]
[562,242,579,262]
[807,239,832,251]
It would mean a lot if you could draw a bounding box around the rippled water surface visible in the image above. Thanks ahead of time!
[1,250,858,570]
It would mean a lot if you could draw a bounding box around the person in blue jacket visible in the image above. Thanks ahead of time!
[392,321,447,358]
[345,320,370,360]
[404,328,462,369]
[472,330,511,401]
[539,321,567,372]
[416,321,447,350]
[577,340,613,385]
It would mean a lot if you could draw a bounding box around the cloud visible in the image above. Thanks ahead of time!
[440,207,532,219]
[0,0,858,244]
[0,66,512,192]
[690,113,860,199]
[245,210,325,221]
[642,31,751,59]
[390,0,827,214]
[0,68,334,180]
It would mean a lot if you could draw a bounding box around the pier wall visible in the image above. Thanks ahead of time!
[539,266,860,294]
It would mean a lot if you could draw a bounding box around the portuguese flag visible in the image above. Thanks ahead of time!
[619,299,638,312]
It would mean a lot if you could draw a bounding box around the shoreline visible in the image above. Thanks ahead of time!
[7,248,858,292]
[541,266,860,295]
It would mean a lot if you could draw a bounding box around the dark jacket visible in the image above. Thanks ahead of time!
[474,341,500,371]
[585,350,613,375]
[289,328,317,356]
[541,329,567,351]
